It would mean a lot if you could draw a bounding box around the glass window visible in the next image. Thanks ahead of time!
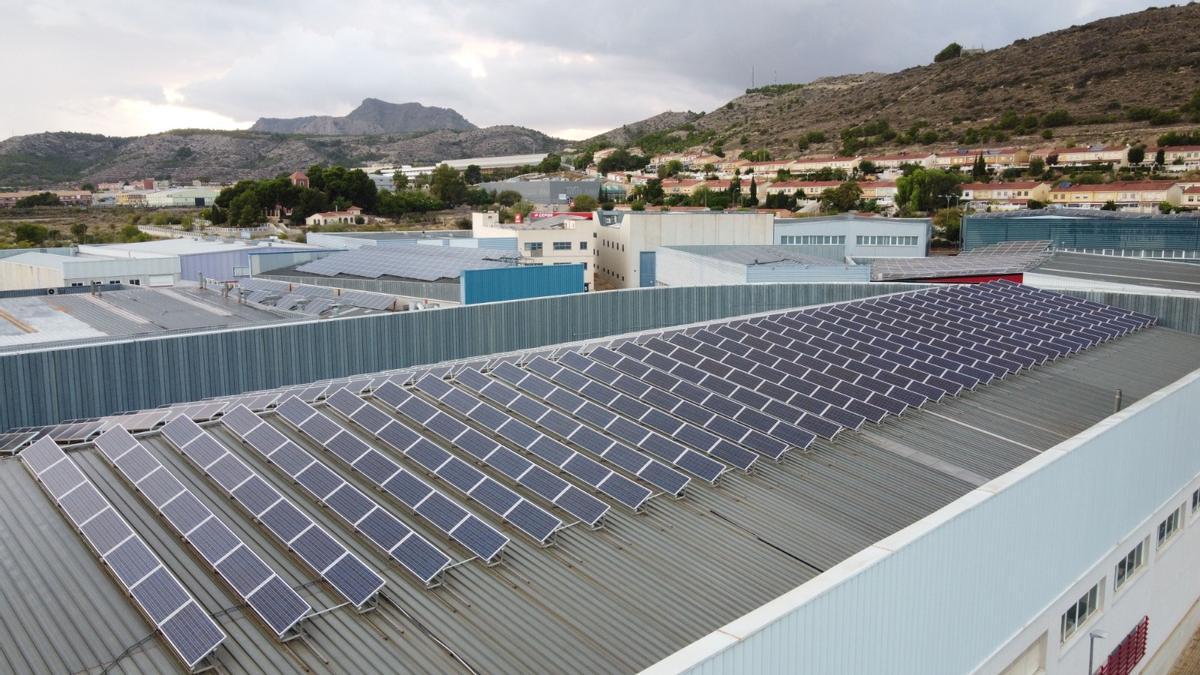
[1114,539,1145,590]
[553,241,571,251]
[525,242,543,252]
[1158,504,1183,548]
[1192,487,1199,513]
[1060,580,1103,642]
[579,241,588,250]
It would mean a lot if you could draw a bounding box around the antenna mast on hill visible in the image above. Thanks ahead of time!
[751,65,755,89]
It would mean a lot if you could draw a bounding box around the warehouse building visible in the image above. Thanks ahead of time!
[83,239,317,283]
[144,187,222,208]
[307,230,516,252]
[475,178,601,205]
[0,249,180,290]
[963,209,1200,260]
[473,212,598,290]
[0,282,1198,674]
[774,213,931,259]
[655,245,869,286]
[266,244,582,304]
[596,210,775,288]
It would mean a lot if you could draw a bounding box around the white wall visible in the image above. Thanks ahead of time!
[648,367,1200,675]
[0,261,64,290]
[774,217,930,258]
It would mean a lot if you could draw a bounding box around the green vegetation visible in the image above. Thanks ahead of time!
[1040,110,1074,128]
[896,168,962,214]
[934,42,962,63]
[571,194,598,211]
[745,83,804,96]
[819,182,863,213]
[597,149,650,173]
[840,119,895,155]
[629,126,716,157]
[1127,145,1146,164]
[1158,129,1200,147]
[14,192,62,208]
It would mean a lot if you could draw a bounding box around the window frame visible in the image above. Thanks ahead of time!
[1157,503,1184,550]
[1060,580,1103,643]
[1113,538,1146,592]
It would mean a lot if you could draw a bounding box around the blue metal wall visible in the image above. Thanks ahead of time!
[640,251,657,287]
[0,282,928,430]
[460,264,584,304]
[964,212,1200,252]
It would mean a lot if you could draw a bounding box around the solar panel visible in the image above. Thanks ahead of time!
[295,245,514,282]
[93,426,311,639]
[218,405,451,587]
[19,436,225,669]
[159,416,385,608]
[370,382,563,544]
[415,373,647,516]
[488,361,726,484]
[310,393,510,564]
[528,355,765,471]
[0,430,37,454]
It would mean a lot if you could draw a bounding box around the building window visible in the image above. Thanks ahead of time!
[580,241,588,250]
[1192,487,1199,514]
[1060,581,1102,642]
[1158,504,1183,548]
[524,242,543,252]
[553,241,572,251]
[1114,539,1145,591]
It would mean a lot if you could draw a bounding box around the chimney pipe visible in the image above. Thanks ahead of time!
[1113,389,1123,413]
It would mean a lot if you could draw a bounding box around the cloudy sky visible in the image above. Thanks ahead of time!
[0,0,1163,141]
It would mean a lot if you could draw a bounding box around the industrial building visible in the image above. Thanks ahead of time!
[83,239,317,284]
[0,284,295,351]
[473,212,598,290]
[963,209,1200,260]
[596,210,775,288]
[1,281,1198,675]
[306,230,516,251]
[266,245,582,305]
[774,213,932,259]
[475,178,601,205]
[144,187,222,208]
[870,240,1054,283]
[0,249,180,290]
[655,245,869,286]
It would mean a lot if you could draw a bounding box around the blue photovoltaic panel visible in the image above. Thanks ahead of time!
[415,373,640,518]
[323,389,510,563]
[160,416,385,607]
[218,405,450,587]
[94,426,311,639]
[372,382,562,543]
[20,436,225,669]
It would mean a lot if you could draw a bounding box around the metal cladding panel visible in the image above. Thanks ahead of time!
[963,212,1200,253]
[179,250,252,283]
[2,283,931,431]
[669,370,1200,675]
[460,264,585,305]
[639,251,657,288]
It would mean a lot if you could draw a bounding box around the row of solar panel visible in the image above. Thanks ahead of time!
[160,416,386,608]
[218,404,452,585]
[20,437,226,669]
[93,426,312,637]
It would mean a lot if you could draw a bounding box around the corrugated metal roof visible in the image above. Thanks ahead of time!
[1034,252,1200,293]
[3,285,1198,673]
[666,245,849,267]
[294,246,517,282]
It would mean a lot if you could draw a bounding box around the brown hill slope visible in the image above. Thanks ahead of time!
[622,4,1200,157]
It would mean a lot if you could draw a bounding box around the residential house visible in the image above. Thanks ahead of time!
[289,171,310,188]
[960,181,1051,210]
[0,190,93,208]
[863,152,936,170]
[858,181,899,206]
[760,181,842,201]
[788,155,861,174]
[1163,146,1200,169]
[741,159,795,176]
[1182,186,1200,208]
[1048,181,1182,212]
[305,205,365,226]
[660,179,706,196]
[1034,145,1127,167]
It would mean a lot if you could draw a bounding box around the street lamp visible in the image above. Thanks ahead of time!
[1087,629,1108,675]
[938,193,964,249]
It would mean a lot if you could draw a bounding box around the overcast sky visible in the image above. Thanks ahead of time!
[0,0,1164,141]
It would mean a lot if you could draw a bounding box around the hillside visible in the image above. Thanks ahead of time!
[250,98,476,135]
[0,125,564,187]
[610,4,1200,157]
[590,111,702,146]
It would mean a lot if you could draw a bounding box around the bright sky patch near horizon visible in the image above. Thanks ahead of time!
[0,0,1164,142]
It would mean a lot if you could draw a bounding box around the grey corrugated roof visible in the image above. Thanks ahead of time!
[2,290,1198,674]
[294,246,516,282]
[1034,252,1200,292]
[666,245,850,267]
[871,250,1052,281]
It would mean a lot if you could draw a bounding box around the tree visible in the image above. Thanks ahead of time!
[932,208,962,246]
[429,164,468,206]
[657,159,684,179]
[747,177,759,207]
[14,223,50,245]
[536,154,561,173]
[631,200,646,211]
[1026,199,1045,209]
[597,149,649,173]
[392,172,409,190]
[858,160,878,176]
[70,223,89,242]
[819,181,863,213]
[572,194,598,211]
[642,178,664,205]
[896,168,961,213]
[934,42,962,63]
[1028,157,1046,176]
[971,154,988,180]
[1100,200,1118,211]
[496,190,523,207]
[463,164,483,184]
[1155,148,1166,166]
[15,192,61,208]
[80,183,95,192]
[1127,146,1146,165]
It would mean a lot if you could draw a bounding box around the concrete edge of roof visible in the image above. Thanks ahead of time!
[640,364,1200,675]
